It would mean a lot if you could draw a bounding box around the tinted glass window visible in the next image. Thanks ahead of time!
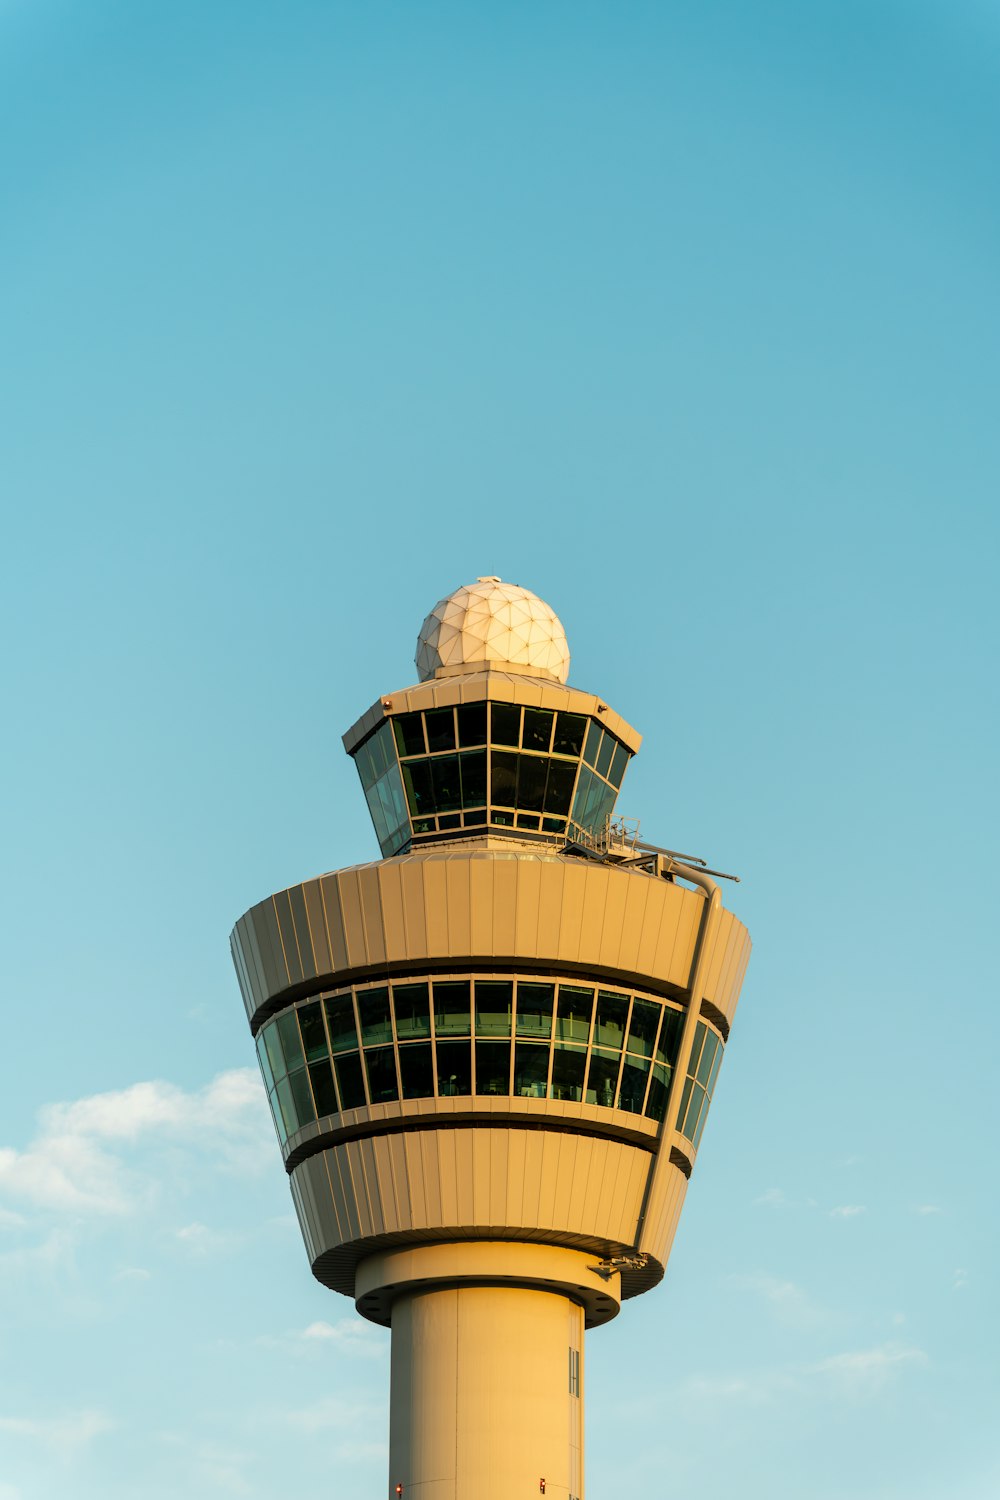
[645,1063,670,1122]
[544,760,577,815]
[394,713,426,757]
[393,982,430,1039]
[586,1049,621,1108]
[491,749,517,806]
[596,732,615,780]
[475,981,512,1035]
[476,1040,511,1096]
[436,1040,472,1096]
[491,702,521,746]
[627,999,660,1058]
[522,708,553,751]
[556,986,594,1043]
[298,1003,327,1062]
[698,1032,720,1087]
[434,981,470,1035]
[595,991,629,1050]
[457,702,487,747]
[609,741,629,787]
[399,1043,434,1099]
[550,1045,586,1102]
[425,708,456,753]
[459,750,487,807]
[263,1024,285,1082]
[583,720,602,767]
[513,1042,549,1096]
[402,760,434,816]
[618,1056,651,1114]
[431,756,461,813]
[516,982,554,1038]
[364,1046,399,1103]
[325,994,358,1053]
[335,1052,367,1110]
[309,1059,338,1117]
[256,1034,275,1092]
[288,1068,315,1129]
[358,988,391,1046]
[553,712,586,756]
[657,1007,684,1065]
[277,1011,304,1072]
[515,754,547,812]
[275,1077,296,1138]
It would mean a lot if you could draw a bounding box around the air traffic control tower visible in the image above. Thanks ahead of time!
[230,578,751,1500]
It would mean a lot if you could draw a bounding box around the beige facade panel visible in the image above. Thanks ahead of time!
[288,1125,687,1302]
[231,850,750,1030]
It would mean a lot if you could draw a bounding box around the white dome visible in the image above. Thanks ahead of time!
[415,577,570,684]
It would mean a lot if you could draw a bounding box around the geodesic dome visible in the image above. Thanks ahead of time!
[415,577,570,684]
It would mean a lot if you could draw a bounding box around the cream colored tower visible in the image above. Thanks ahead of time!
[231,579,751,1500]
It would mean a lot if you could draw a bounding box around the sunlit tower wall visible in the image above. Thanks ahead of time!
[230,579,751,1500]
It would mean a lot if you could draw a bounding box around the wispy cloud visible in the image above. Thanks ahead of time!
[810,1342,928,1395]
[252,1319,387,1360]
[286,1395,385,1435]
[753,1187,785,1206]
[954,1267,968,1290]
[0,1070,270,1217]
[730,1272,829,1330]
[0,1409,114,1453]
[829,1204,865,1219]
[915,1203,943,1215]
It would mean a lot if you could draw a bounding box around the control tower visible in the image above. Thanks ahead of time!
[230,578,751,1500]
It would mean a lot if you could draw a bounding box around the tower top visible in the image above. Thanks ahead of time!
[415,577,570,685]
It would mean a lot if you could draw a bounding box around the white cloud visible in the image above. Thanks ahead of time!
[0,1070,270,1217]
[811,1342,928,1395]
[954,1267,968,1290]
[829,1204,865,1218]
[731,1272,828,1330]
[0,1409,114,1452]
[286,1396,385,1434]
[753,1187,785,1206]
[915,1203,943,1215]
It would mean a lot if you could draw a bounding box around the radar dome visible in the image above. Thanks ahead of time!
[415,577,570,684]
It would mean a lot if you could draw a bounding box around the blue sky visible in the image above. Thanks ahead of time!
[1,2,997,1496]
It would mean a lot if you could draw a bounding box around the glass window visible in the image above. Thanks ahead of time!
[491,702,521,747]
[431,755,461,814]
[393,713,426,758]
[309,1059,338,1117]
[463,809,487,828]
[544,760,577,815]
[675,1077,693,1132]
[268,1087,287,1146]
[516,982,554,1038]
[491,810,514,826]
[515,754,547,812]
[262,1025,284,1085]
[595,732,615,780]
[657,1007,684,1065]
[556,986,594,1044]
[325,994,358,1054]
[357,988,392,1046]
[475,981,512,1036]
[688,1023,706,1078]
[586,1049,621,1108]
[516,812,541,830]
[288,1067,315,1130]
[402,759,434,817]
[513,1042,549,1097]
[424,707,456,753]
[436,1040,472,1096]
[335,1052,367,1110]
[522,708,553,752]
[457,701,487,747]
[582,720,602,767]
[698,1032,720,1087]
[626,999,660,1058]
[644,1062,671,1122]
[550,1045,587,1102]
[553,712,586,756]
[393,982,430,1040]
[459,750,487,807]
[275,1077,297,1138]
[434,980,470,1036]
[609,741,629,788]
[438,812,461,831]
[256,1033,275,1092]
[491,749,517,807]
[298,1003,328,1063]
[683,1084,707,1141]
[365,1046,399,1104]
[276,1011,304,1073]
[476,1040,511,1096]
[618,1056,651,1114]
[542,815,566,833]
[399,1042,434,1099]
[371,723,393,780]
[595,991,629,1050]
[353,739,376,790]
[708,1042,724,1095]
[693,1092,712,1149]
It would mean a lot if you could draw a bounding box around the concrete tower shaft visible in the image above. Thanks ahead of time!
[231,579,751,1500]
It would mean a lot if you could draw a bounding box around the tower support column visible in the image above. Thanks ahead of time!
[357,1243,619,1500]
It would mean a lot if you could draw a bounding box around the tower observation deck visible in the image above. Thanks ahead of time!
[230,578,752,1500]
